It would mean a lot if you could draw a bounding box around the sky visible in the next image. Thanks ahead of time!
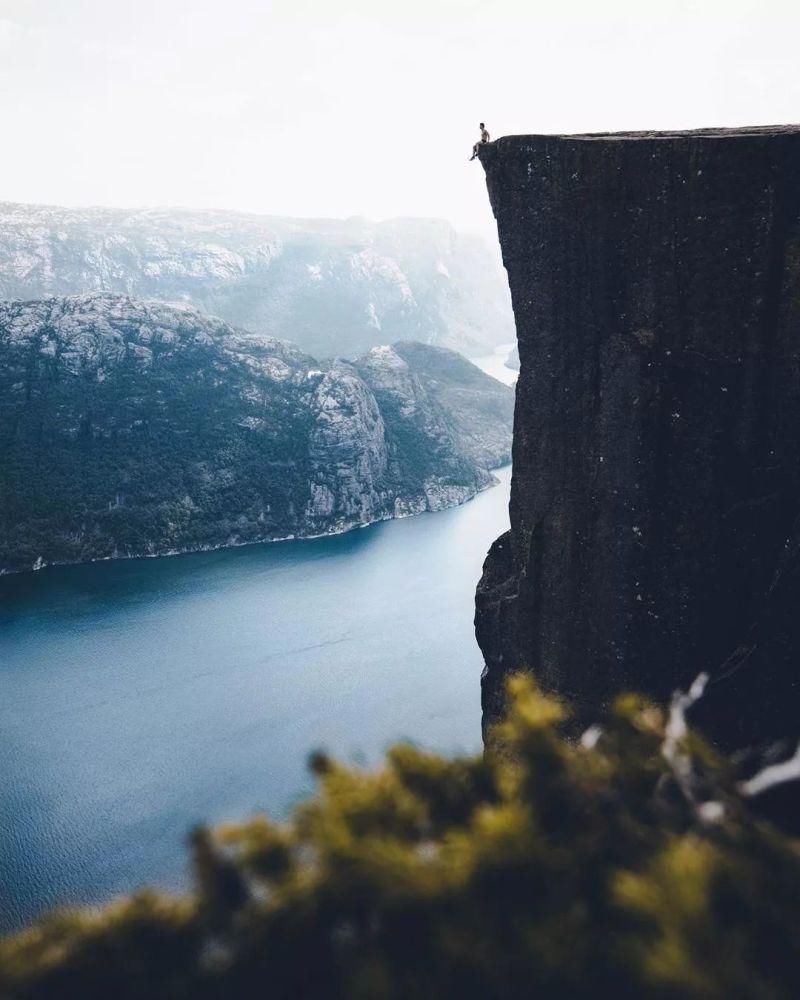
[2,0,800,239]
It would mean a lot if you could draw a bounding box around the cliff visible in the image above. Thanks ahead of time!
[0,204,514,358]
[476,126,800,751]
[0,294,513,574]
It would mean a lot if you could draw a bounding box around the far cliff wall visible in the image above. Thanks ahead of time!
[476,126,800,749]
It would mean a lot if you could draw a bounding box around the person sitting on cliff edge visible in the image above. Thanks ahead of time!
[469,122,491,160]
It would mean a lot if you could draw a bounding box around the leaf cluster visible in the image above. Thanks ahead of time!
[3,677,799,999]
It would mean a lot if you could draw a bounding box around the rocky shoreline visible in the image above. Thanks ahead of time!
[1,474,500,578]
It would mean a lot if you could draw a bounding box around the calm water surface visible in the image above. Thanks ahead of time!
[0,467,510,931]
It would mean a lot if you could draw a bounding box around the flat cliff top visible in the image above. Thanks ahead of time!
[487,124,800,143]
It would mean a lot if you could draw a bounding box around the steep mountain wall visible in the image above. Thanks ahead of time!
[476,126,800,750]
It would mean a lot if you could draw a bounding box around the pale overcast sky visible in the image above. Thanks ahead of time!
[2,0,800,237]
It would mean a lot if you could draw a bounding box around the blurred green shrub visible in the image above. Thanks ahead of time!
[2,676,799,999]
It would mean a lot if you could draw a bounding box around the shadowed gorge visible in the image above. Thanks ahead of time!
[476,126,800,750]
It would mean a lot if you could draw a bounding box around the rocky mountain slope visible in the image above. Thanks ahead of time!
[475,126,800,752]
[0,294,513,574]
[380,341,515,471]
[0,204,514,359]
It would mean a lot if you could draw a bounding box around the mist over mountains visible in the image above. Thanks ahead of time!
[0,203,513,359]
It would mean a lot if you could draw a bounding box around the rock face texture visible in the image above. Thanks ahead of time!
[0,204,513,358]
[476,126,800,750]
[0,294,513,574]
[365,341,515,471]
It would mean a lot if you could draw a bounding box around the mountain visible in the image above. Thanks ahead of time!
[475,126,800,753]
[0,294,514,574]
[382,340,516,471]
[0,203,514,359]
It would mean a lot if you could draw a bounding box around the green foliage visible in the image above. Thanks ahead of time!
[2,676,800,999]
[0,301,509,573]
[0,315,316,573]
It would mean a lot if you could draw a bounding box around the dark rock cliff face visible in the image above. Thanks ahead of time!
[476,126,800,751]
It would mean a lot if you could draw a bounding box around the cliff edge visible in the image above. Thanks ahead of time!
[476,126,800,751]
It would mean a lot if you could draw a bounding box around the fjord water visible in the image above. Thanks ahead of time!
[0,467,510,931]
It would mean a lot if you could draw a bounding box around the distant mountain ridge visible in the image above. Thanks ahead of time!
[0,203,514,359]
[0,293,514,574]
